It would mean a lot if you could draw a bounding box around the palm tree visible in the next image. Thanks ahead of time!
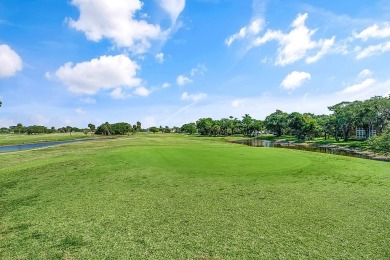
[102,122,111,136]
[242,114,253,136]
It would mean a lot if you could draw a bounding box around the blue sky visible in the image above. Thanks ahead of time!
[1,0,390,128]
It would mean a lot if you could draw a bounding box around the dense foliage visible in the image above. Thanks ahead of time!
[367,128,390,155]
[95,122,135,135]
[178,96,390,142]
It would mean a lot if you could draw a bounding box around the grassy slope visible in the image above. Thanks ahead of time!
[0,134,389,259]
[0,133,88,146]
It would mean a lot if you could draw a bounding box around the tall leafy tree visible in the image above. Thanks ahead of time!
[181,123,197,134]
[228,116,235,135]
[66,126,72,135]
[370,96,390,133]
[95,122,112,135]
[241,114,254,136]
[253,119,264,136]
[315,114,335,139]
[88,123,96,136]
[102,122,111,135]
[328,102,357,142]
[287,112,306,140]
[126,123,132,135]
[211,122,221,136]
[136,121,142,132]
[149,126,159,133]
[196,118,214,136]
[16,123,23,134]
[302,114,318,140]
[264,110,288,136]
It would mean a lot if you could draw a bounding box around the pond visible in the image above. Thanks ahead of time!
[232,139,390,162]
[0,138,94,153]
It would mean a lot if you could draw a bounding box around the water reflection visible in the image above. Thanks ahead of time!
[0,138,94,153]
[232,138,389,162]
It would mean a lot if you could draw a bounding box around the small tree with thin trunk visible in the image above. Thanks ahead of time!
[88,123,96,136]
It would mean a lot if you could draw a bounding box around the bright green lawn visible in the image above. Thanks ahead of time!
[1,134,389,259]
[0,133,88,146]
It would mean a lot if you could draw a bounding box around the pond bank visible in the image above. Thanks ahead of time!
[0,138,96,153]
[232,138,390,162]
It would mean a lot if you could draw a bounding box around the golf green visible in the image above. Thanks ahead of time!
[1,134,389,259]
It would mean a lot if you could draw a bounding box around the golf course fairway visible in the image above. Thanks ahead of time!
[1,134,389,259]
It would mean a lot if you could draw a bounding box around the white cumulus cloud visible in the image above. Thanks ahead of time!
[54,54,141,95]
[176,75,192,86]
[281,71,311,90]
[0,44,22,78]
[252,13,335,66]
[342,78,376,94]
[155,52,164,63]
[68,0,166,53]
[190,63,207,77]
[354,23,390,41]
[158,0,185,24]
[134,86,151,97]
[181,92,207,102]
[225,18,264,46]
[356,41,390,59]
[162,82,171,88]
[110,88,127,99]
[306,37,335,64]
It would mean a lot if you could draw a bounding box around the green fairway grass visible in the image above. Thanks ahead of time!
[0,133,88,146]
[1,134,389,259]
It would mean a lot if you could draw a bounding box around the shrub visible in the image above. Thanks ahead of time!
[367,129,390,155]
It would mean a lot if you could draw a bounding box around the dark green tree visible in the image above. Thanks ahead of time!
[181,123,197,134]
[66,126,72,135]
[196,118,214,135]
[126,124,132,135]
[136,121,142,132]
[264,110,288,136]
[149,126,159,133]
[88,123,96,136]
[328,102,358,142]
[16,123,23,134]
[241,114,254,136]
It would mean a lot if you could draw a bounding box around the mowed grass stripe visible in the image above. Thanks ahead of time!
[0,134,389,259]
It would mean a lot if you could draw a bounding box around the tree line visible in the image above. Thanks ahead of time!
[1,96,389,143]
[0,121,143,136]
[177,96,390,142]
[0,124,82,135]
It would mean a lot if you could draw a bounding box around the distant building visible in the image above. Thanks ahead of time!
[356,126,377,140]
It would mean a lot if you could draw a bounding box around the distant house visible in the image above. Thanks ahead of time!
[356,126,377,140]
